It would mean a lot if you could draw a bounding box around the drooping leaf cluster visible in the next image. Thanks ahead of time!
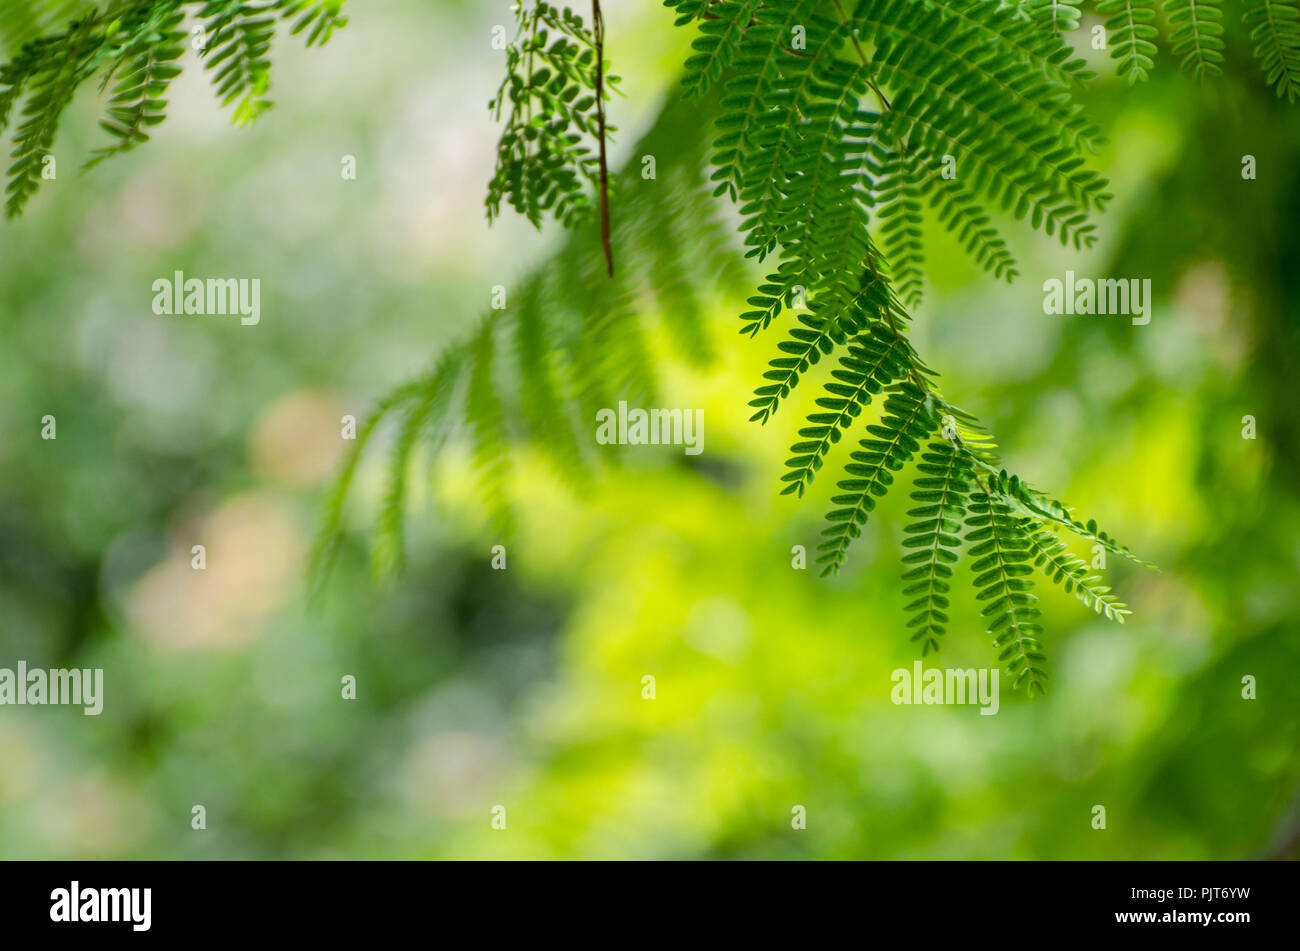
[2,1,1213,694]
[310,91,744,588]
[485,0,621,230]
[658,0,1147,691]
[310,0,1173,693]
[0,0,346,217]
[1026,0,1300,101]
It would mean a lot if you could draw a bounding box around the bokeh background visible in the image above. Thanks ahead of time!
[0,0,1297,859]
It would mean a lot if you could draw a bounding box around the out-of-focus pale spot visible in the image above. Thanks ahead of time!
[399,730,512,820]
[107,320,213,420]
[1175,260,1244,369]
[249,389,346,486]
[0,719,39,802]
[684,597,753,664]
[1132,572,1214,668]
[1062,628,1140,694]
[127,493,304,651]
[1176,260,1230,333]
[33,771,152,858]
[78,164,204,260]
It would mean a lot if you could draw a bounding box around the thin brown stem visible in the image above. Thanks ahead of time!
[593,0,614,277]
[832,0,890,110]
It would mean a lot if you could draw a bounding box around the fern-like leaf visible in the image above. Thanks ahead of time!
[198,2,276,124]
[748,269,889,425]
[486,1,620,230]
[1096,0,1160,84]
[1165,0,1226,81]
[3,13,94,218]
[1024,0,1085,34]
[0,0,346,218]
[1023,520,1133,621]
[965,488,1047,694]
[1243,0,1300,102]
[85,9,187,169]
[924,168,1019,282]
[876,146,925,308]
[308,381,422,596]
[817,381,937,574]
[779,321,910,496]
[371,352,463,580]
[901,441,974,654]
[465,322,515,537]
[278,0,348,47]
[981,468,1156,569]
[681,0,761,100]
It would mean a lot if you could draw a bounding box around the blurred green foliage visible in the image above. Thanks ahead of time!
[0,1,1296,859]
